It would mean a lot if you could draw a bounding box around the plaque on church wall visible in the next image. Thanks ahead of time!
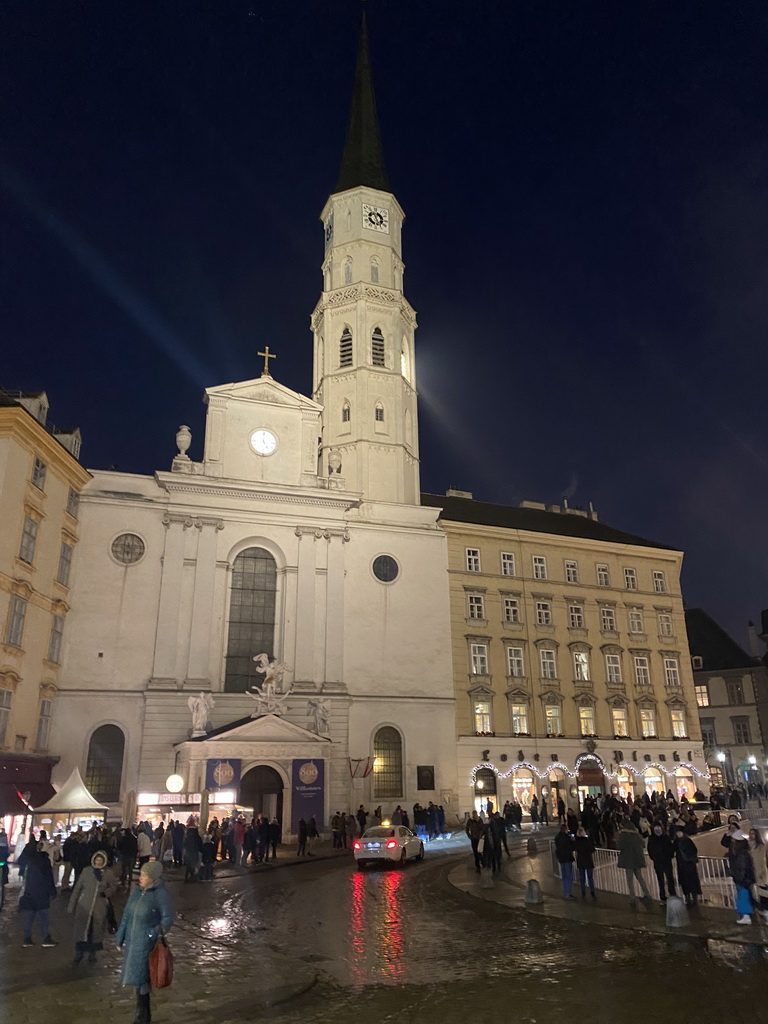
[416,765,435,790]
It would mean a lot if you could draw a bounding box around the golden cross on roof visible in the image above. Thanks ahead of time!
[258,346,276,377]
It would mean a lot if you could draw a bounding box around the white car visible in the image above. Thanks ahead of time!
[353,826,424,869]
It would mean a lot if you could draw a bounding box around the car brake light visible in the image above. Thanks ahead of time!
[353,840,362,850]
[386,840,398,849]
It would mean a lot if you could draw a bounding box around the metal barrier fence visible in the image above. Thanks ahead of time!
[549,841,736,908]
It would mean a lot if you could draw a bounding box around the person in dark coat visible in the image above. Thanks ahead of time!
[20,848,57,947]
[728,831,755,923]
[200,833,216,880]
[489,812,508,868]
[554,824,576,899]
[182,826,203,882]
[647,824,677,902]
[268,818,281,860]
[529,795,540,831]
[115,861,173,1024]
[297,818,308,856]
[566,807,579,835]
[257,816,270,862]
[574,826,596,899]
[172,820,185,866]
[117,828,138,887]
[672,826,701,905]
[465,812,484,872]
[617,818,651,905]
[307,816,319,855]
[557,796,566,824]
[68,849,116,963]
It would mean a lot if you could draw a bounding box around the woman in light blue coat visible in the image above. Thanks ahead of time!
[115,860,173,1024]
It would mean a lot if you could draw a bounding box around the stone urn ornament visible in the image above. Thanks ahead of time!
[176,425,192,459]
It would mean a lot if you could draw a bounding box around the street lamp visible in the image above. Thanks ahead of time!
[716,751,726,763]
[476,779,484,789]
[749,756,757,766]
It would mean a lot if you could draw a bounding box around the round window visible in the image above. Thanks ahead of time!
[111,533,145,565]
[372,554,399,583]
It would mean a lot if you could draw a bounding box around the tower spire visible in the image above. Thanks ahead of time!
[335,13,391,193]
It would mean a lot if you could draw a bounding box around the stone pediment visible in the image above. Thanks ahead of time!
[188,713,331,746]
[206,377,322,412]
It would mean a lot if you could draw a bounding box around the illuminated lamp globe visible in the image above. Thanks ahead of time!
[166,774,184,794]
[476,779,484,790]
[716,752,726,763]
[749,755,757,766]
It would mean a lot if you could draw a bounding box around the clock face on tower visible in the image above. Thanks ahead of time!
[362,203,389,233]
[249,428,278,456]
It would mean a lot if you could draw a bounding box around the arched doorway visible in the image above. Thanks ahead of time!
[474,767,496,814]
[240,765,283,821]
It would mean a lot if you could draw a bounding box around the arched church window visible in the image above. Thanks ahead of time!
[373,726,403,798]
[375,403,385,423]
[370,259,379,284]
[342,402,351,423]
[225,547,277,693]
[371,327,385,367]
[85,724,125,803]
[343,259,353,285]
[400,336,411,381]
[339,328,353,367]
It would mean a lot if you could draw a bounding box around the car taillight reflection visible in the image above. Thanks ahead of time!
[385,839,398,849]
[353,840,362,850]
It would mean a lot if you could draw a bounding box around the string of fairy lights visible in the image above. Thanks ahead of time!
[469,754,710,787]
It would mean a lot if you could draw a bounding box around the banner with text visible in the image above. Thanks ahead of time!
[291,759,325,833]
[205,758,241,794]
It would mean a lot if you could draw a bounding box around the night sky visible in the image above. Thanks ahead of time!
[3,2,768,646]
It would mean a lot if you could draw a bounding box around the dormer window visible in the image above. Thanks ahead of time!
[371,327,385,367]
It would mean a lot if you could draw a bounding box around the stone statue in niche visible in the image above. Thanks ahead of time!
[187,691,214,736]
[328,449,342,475]
[307,698,331,736]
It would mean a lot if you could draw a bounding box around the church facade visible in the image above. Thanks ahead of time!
[50,23,457,832]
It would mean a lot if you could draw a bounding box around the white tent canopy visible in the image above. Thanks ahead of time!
[31,767,108,815]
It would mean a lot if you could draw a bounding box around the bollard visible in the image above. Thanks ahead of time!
[665,895,690,928]
[527,836,538,857]
[525,879,544,904]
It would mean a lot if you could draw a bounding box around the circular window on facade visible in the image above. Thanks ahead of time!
[111,533,145,565]
[372,554,399,583]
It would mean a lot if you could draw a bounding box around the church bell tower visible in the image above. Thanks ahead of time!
[311,17,420,505]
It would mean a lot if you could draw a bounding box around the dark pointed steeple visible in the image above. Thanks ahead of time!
[335,14,391,193]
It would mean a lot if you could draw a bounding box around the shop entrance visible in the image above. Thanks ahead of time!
[239,765,284,821]
[474,767,497,815]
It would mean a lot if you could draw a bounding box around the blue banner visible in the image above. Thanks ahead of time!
[291,759,324,833]
[205,758,241,793]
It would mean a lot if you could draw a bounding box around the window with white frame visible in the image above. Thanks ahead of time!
[701,722,716,747]
[57,542,74,587]
[0,688,12,746]
[31,457,47,490]
[664,658,681,687]
[503,598,520,624]
[466,548,481,572]
[605,654,622,684]
[640,707,656,737]
[596,564,610,587]
[726,680,745,705]
[624,568,638,590]
[19,516,39,564]
[6,596,27,648]
[653,570,667,593]
[573,650,590,681]
[658,613,673,637]
[474,699,492,733]
[634,656,651,686]
[691,655,703,670]
[506,647,525,677]
[66,487,80,518]
[470,643,489,675]
[47,614,64,664]
[539,649,557,679]
[733,718,751,745]
[565,560,579,583]
[536,601,552,626]
[468,594,485,620]
[611,706,629,736]
[501,552,516,577]
[600,607,617,632]
[510,703,528,734]
[670,708,687,738]
[374,403,385,423]
[628,608,644,634]
[579,705,596,735]
[35,698,52,751]
[568,604,584,629]
[545,704,562,735]
[695,684,709,707]
[532,555,547,580]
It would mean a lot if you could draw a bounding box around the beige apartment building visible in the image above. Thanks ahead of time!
[0,390,89,816]
[421,490,708,818]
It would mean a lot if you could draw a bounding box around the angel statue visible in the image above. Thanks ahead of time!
[307,698,331,736]
[248,653,292,717]
[252,652,290,693]
[188,692,215,736]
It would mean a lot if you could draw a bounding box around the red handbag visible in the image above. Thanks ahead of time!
[148,932,174,989]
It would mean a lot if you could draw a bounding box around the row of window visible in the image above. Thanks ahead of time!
[469,641,682,688]
[0,687,52,752]
[472,698,687,740]
[29,457,80,516]
[5,597,65,663]
[341,399,386,424]
[469,593,674,636]
[700,716,755,747]
[465,549,668,592]
[695,680,751,708]
[340,257,382,286]
[18,517,75,581]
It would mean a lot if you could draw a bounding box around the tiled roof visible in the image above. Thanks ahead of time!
[684,608,760,671]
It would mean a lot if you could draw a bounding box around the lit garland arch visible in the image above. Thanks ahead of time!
[469,756,710,787]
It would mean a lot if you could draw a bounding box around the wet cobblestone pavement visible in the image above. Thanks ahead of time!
[2,833,766,1023]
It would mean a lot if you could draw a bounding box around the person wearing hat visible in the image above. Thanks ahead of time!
[728,831,756,925]
[115,861,173,1024]
[68,848,117,965]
